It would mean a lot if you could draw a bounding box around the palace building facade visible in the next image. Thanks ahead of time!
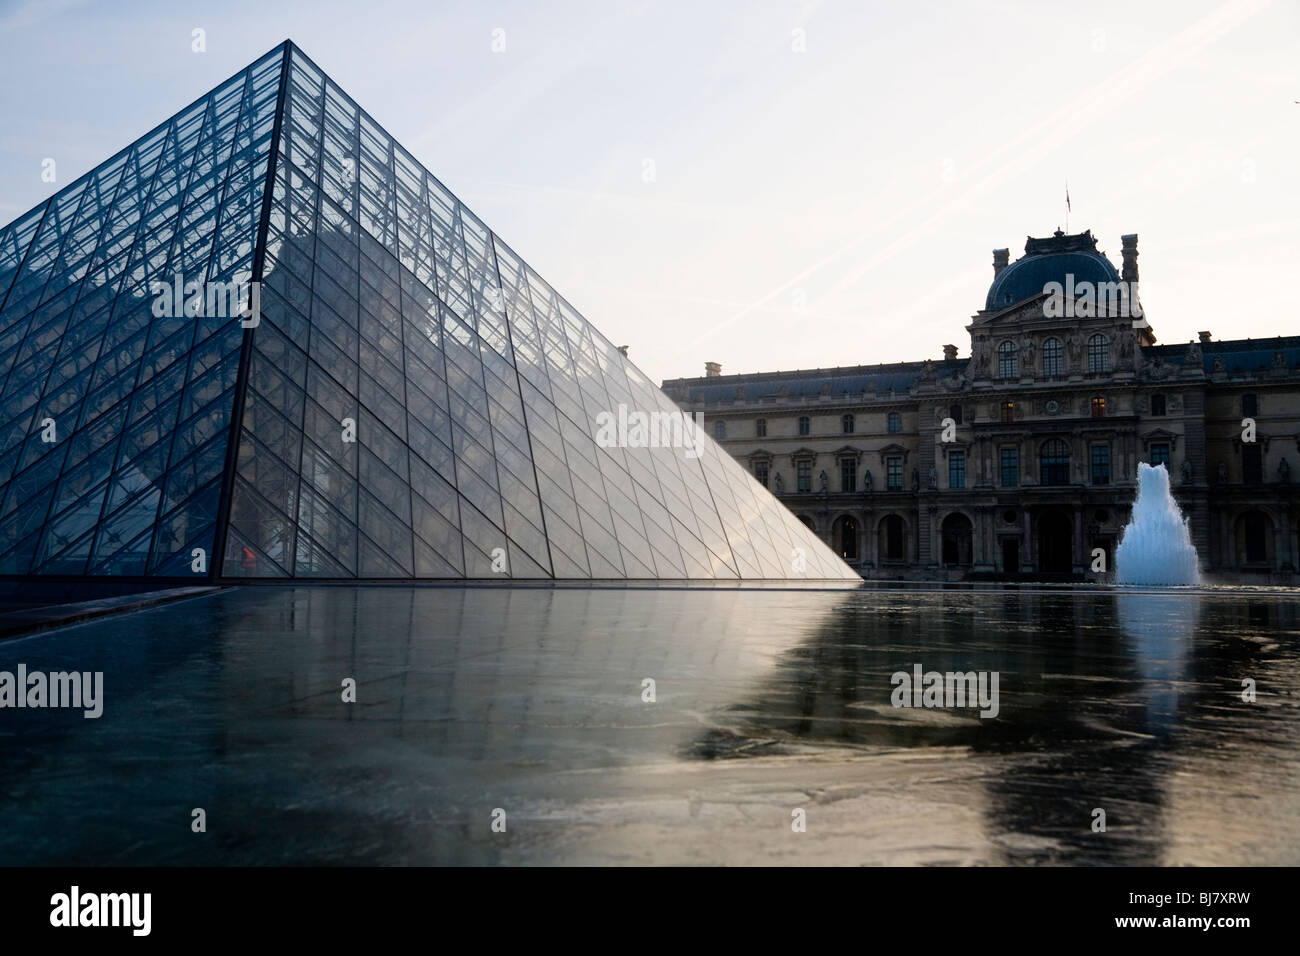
[662,229,1300,582]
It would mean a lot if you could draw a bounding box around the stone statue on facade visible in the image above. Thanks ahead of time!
[818,470,829,493]
[911,468,920,491]
[1217,461,1228,485]
[1181,458,1192,485]
[1280,458,1291,483]
[773,471,783,493]
[1119,329,1135,362]
[1066,332,1083,366]
[927,464,937,489]
[863,469,873,492]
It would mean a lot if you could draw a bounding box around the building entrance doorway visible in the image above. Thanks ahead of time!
[1037,510,1073,573]
[1002,538,1020,574]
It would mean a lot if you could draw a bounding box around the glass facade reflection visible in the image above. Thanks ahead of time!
[0,42,855,582]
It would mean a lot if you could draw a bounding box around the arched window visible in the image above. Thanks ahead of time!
[1042,337,1063,377]
[1088,333,1109,373]
[997,340,1018,379]
[887,412,901,433]
[1039,438,1071,486]
[841,413,855,434]
[714,420,726,439]
[798,415,810,436]
[1150,394,1166,416]
[755,418,767,437]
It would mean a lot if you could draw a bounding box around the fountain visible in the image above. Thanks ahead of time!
[1115,463,1201,585]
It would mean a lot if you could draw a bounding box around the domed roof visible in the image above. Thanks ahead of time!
[985,229,1120,312]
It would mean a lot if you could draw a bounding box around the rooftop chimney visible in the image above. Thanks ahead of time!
[1198,331,1211,343]
[1121,234,1139,283]
[943,344,958,361]
[992,248,1009,276]
[704,361,721,378]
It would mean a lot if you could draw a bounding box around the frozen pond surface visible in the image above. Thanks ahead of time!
[1,584,1298,865]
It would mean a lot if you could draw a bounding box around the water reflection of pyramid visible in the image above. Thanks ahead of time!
[0,42,855,582]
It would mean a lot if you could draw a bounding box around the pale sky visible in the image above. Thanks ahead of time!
[2,0,1297,384]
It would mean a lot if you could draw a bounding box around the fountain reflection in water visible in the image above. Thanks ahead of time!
[1116,462,1201,586]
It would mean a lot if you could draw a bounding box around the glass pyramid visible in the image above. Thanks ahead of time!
[0,42,856,583]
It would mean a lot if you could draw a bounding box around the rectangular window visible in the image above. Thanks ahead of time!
[753,461,769,487]
[886,456,902,490]
[1091,396,1106,418]
[1000,447,1019,488]
[840,458,856,492]
[1091,444,1111,485]
[797,459,812,493]
[1001,401,1014,423]
[1151,443,1170,469]
[948,450,965,489]
[1243,445,1263,485]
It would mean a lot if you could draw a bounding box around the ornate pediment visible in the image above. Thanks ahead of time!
[1140,428,1179,452]
[877,442,910,464]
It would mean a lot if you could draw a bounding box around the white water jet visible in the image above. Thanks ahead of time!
[1115,463,1201,585]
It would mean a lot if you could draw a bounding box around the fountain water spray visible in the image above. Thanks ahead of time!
[1115,462,1201,585]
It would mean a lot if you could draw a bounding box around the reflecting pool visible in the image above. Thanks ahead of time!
[1,584,1297,865]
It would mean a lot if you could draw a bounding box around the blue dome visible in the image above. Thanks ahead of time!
[985,230,1120,312]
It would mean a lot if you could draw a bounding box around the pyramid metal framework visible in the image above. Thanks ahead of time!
[0,42,856,582]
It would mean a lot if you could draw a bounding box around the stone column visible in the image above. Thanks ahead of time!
[1074,509,1085,572]
[858,511,868,569]
[1023,510,1034,572]
[864,509,875,570]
